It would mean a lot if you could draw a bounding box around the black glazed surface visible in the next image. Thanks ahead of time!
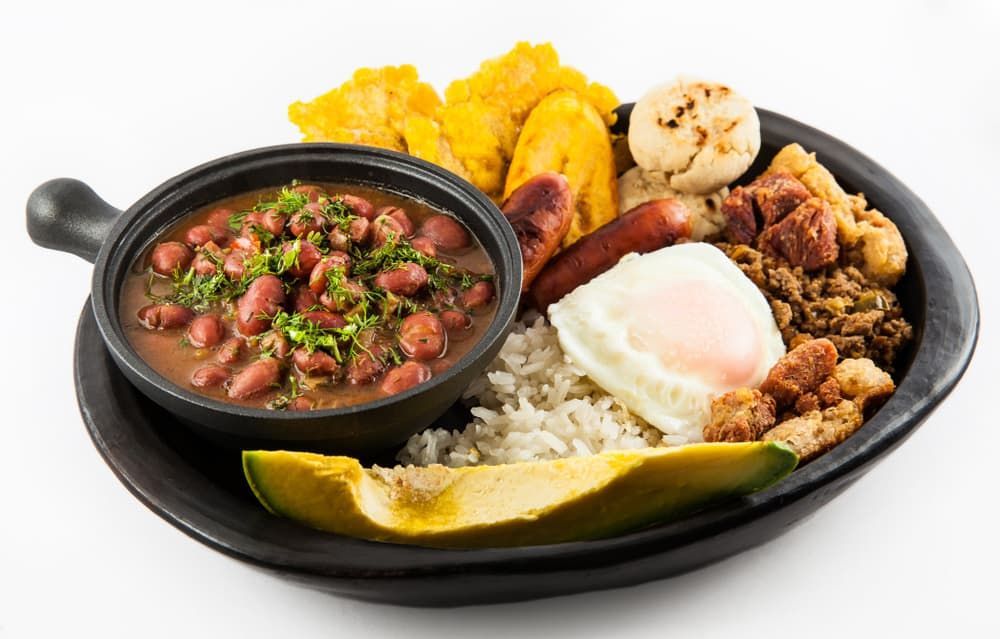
[67,109,976,606]
[29,145,523,454]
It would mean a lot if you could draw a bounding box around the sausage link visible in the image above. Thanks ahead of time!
[500,172,573,291]
[528,199,692,312]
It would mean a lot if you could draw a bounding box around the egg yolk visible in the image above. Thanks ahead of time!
[626,278,764,389]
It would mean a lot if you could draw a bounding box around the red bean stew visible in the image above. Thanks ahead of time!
[120,182,497,410]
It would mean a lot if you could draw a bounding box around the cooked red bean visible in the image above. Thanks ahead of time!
[205,207,236,232]
[291,284,319,313]
[230,236,258,254]
[327,227,350,252]
[460,281,495,311]
[292,348,339,376]
[319,278,367,312]
[287,396,315,411]
[227,358,282,400]
[291,184,327,203]
[348,217,371,245]
[431,286,459,309]
[187,314,225,348]
[288,202,326,237]
[340,194,375,220]
[380,207,415,237]
[346,345,388,385]
[372,213,407,246]
[190,365,230,388]
[439,310,473,340]
[380,361,432,395]
[183,224,228,248]
[374,262,428,297]
[420,215,470,251]
[283,240,322,278]
[308,251,353,295]
[191,253,216,276]
[223,250,246,280]
[428,357,454,376]
[217,337,245,364]
[190,241,223,276]
[411,236,437,258]
[137,304,194,330]
[300,310,347,329]
[399,311,446,360]
[236,274,286,336]
[150,242,194,276]
[243,209,286,238]
[258,331,291,359]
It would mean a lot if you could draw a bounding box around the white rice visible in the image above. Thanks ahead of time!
[396,313,666,467]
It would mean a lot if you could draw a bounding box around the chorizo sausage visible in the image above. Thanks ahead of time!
[527,199,692,312]
[500,172,573,291]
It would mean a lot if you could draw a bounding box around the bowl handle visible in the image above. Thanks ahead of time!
[26,178,123,264]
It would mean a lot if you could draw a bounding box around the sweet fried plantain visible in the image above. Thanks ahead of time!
[503,90,618,247]
[404,42,618,200]
[288,65,441,151]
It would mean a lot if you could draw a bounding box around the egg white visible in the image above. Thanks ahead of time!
[548,243,785,442]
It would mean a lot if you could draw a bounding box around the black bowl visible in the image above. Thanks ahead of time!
[26,144,523,454]
[42,109,978,607]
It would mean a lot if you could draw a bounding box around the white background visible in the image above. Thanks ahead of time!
[2,1,997,637]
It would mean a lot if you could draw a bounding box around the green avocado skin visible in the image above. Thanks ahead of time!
[241,442,799,548]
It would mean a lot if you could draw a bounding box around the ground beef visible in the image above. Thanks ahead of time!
[717,242,913,373]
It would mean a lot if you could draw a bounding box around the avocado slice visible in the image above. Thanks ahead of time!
[242,442,797,548]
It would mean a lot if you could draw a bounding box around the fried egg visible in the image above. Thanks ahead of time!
[548,243,785,442]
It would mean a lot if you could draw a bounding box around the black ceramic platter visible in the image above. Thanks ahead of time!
[70,108,977,606]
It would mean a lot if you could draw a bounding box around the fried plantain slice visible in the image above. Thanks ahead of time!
[288,65,441,151]
[404,42,619,200]
[504,90,618,247]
